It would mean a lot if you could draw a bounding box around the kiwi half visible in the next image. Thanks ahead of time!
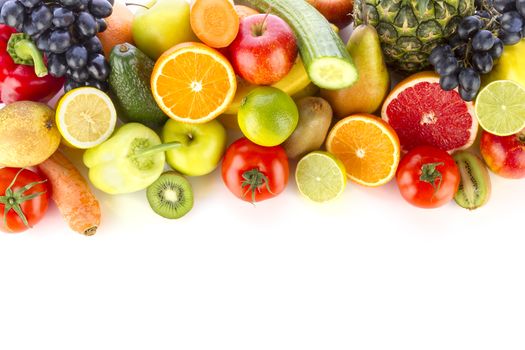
[147,172,194,219]
[453,151,491,210]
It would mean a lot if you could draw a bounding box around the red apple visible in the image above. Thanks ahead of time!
[480,130,525,179]
[229,14,298,86]
[307,0,353,27]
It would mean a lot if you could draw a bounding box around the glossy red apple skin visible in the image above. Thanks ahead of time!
[307,0,353,27]
[480,130,525,179]
[229,14,298,85]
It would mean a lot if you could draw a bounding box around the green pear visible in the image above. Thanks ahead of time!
[321,24,390,118]
[132,0,199,60]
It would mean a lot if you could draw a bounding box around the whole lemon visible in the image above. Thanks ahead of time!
[0,101,61,167]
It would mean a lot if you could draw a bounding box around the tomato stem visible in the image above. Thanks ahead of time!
[0,168,47,232]
[241,168,273,204]
[419,162,444,195]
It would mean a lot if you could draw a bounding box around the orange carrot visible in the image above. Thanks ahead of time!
[37,151,100,236]
[234,5,259,19]
[190,0,239,48]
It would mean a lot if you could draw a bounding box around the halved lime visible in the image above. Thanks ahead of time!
[475,80,525,136]
[295,151,347,203]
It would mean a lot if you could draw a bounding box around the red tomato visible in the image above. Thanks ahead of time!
[0,168,50,233]
[396,146,460,209]
[222,138,289,203]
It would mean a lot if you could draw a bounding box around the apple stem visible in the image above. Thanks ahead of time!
[125,2,150,9]
[253,5,272,37]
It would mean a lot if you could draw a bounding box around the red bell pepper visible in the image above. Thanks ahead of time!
[0,25,64,104]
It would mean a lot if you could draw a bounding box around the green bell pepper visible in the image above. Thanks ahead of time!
[83,123,180,194]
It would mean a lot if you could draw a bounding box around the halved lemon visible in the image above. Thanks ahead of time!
[56,87,117,149]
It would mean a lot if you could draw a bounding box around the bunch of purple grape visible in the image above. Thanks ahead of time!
[0,0,113,92]
[430,0,525,101]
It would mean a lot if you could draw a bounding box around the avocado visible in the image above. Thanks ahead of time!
[109,43,168,128]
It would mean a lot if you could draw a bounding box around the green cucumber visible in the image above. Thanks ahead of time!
[239,0,358,90]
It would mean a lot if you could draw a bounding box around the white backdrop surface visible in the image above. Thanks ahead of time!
[1,1,525,349]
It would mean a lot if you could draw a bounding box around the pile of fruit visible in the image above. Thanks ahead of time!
[1,0,525,235]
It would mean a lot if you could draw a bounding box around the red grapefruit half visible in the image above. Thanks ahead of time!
[382,72,478,153]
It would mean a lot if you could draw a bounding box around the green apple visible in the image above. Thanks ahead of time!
[162,119,227,177]
[132,0,199,60]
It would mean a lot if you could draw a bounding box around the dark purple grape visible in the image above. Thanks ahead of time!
[458,16,482,40]
[23,16,40,36]
[501,11,524,33]
[86,79,109,91]
[66,44,88,69]
[475,10,490,19]
[31,4,53,33]
[499,29,523,45]
[472,52,494,74]
[36,30,50,50]
[459,86,478,101]
[48,53,68,77]
[48,29,72,53]
[19,0,40,8]
[107,0,114,5]
[84,36,103,53]
[87,54,110,81]
[1,1,25,30]
[472,30,495,51]
[517,0,525,17]
[489,38,504,59]
[90,0,113,18]
[435,56,459,76]
[429,45,452,66]
[494,0,517,12]
[64,79,86,92]
[69,68,89,82]
[459,68,481,93]
[96,18,107,33]
[76,11,97,38]
[52,7,75,27]
[59,0,80,7]
[440,73,459,91]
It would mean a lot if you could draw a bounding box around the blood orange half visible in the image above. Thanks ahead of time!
[382,72,478,153]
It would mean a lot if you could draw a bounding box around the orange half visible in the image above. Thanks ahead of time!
[326,114,401,187]
[151,42,237,124]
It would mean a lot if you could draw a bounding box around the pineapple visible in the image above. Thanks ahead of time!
[354,0,475,72]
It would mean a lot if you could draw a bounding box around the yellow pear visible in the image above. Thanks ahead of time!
[321,24,390,118]
[483,40,525,87]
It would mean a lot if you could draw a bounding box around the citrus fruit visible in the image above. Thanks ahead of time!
[151,42,237,124]
[56,87,117,149]
[295,151,347,203]
[475,80,525,136]
[97,0,134,58]
[326,114,400,187]
[238,86,299,147]
[382,71,478,153]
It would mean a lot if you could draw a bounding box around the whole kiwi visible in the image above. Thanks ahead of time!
[146,172,194,219]
[282,97,333,159]
[453,151,491,210]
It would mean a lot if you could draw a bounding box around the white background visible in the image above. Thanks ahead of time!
[2,1,525,349]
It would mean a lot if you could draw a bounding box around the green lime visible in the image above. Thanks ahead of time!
[475,80,525,136]
[295,151,347,203]
[238,86,299,147]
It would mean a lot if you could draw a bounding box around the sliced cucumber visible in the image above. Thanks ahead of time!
[239,0,358,90]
